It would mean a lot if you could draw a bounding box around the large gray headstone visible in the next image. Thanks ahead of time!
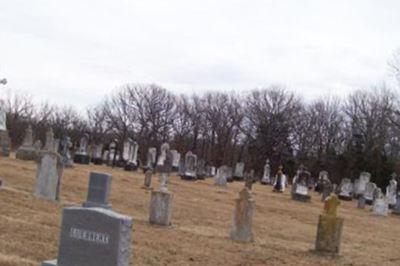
[83,172,112,209]
[35,152,63,201]
[42,206,132,266]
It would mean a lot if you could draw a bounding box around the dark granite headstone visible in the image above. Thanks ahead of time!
[83,172,112,209]
[42,207,132,266]
[357,195,366,209]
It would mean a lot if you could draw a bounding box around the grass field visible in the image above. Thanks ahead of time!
[0,155,399,265]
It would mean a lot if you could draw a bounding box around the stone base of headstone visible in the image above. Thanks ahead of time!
[365,199,373,205]
[181,174,197,181]
[82,201,112,210]
[0,130,10,157]
[315,214,344,254]
[16,146,39,161]
[357,196,366,209]
[92,158,103,165]
[73,154,90,164]
[233,176,244,181]
[292,193,311,202]
[42,260,57,266]
[124,162,138,171]
[338,195,352,201]
[149,190,173,226]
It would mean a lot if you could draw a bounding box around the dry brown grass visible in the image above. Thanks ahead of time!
[1,155,400,266]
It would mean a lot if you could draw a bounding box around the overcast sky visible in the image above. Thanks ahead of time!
[1,0,400,109]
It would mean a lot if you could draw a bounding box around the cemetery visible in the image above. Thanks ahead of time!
[2,2,400,265]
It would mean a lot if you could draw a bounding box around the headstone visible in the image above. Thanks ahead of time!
[149,189,173,226]
[170,150,180,171]
[233,162,245,181]
[364,182,377,204]
[354,172,371,197]
[143,170,152,189]
[41,206,132,266]
[82,172,112,209]
[273,166,287,193]
[60,136,74,167]
[16,125,39,160]
[261,159,271,185]
[143,147,157,171]
[74,133,90,164]
[320,171,333,201]
[292,167,311,201]
[92,143,104,165]
[0,100,10,157]
[386,177,397,207]
[215,165,229,186]
[107,141,117,166]
[226,166,234,182]
[337,178,353,201]
[230,188,254,243]
[196,158,206,180]
[372,188,388,216]
[315,195,344,255]
[357,195,366,209]
[392,195,400,215]
[124,141,138,171]
[35,150,63,201]
[244,170,255,190]
[210,166,216,177]
[181,151,197,180]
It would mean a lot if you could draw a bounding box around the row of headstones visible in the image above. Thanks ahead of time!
[41,168,343,266]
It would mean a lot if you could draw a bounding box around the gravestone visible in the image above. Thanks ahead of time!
[233,162,245,181]
[60,136,73,167]
[35,149,63,201]
[170,150,180,171]
[0,100,10,157]
[107,141,117,166]
[124,141,138,171]
[292,168,311,202]
[143,147,157,172]
[92,143,104,165]
[215,165,229,186]
[337,178,353,201]
[315,195,344,255]
[74,134,90,164]
[364,182,377,205]
[16,125,39,161]
[320,171,333,201]
[41,206,132,266]
[392,195,400,215]
[244,170,255,190]
[210,166,216,177]
[372,188,388,216]
[273,166,287,193]
[149,189,173,226]
[226,166,234,182]
[357,195,366,209]
[83,172,112,209]
[354,172,371,197]
[261,159,271,185]
[196,158,206,180]
[181,151,197,180]
[386,177,397,207]
[230,188,254,243]
[142,170,152,189]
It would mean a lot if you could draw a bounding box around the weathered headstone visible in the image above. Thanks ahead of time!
[16,125,39,160]
[386,177,397,207]
[170,150,180,171]
[196,158,206,180]
[244,170,255,190]
[337,178,353,201]
[273,166,287,193]
[372,188,388,216]
[107,141,117,166]
[354,172,371,197]
[392,195,400,215]
[319,171,333,201]
[261,159,271,185]
[357,195,366,209]
[233,162,245,181]
[124,141,138,171]
[181,151,197,180]
[215,165,229,186]
[149,189,173,226]
[41,206,132,266]
[82,172,112,209]
[91,143,104,165]
[0,100,10,157]
[35,147,63,201]
[292,167,311,202]
[230,187,254,243]
[143,147,157,172]
[364,182,377,205]
[74,133,90,164]
[315,195,344,255]
[142,170,152,189]
[60,136,74,167]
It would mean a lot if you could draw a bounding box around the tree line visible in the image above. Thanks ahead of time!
[4,83,400,188]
